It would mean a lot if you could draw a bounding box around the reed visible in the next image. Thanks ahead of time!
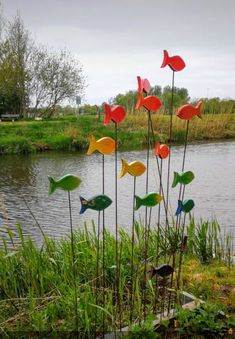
[0,219,233,334]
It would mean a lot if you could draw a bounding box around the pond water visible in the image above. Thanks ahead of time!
[0,141,234,247]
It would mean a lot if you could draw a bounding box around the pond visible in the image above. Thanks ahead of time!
[0,141,234,246]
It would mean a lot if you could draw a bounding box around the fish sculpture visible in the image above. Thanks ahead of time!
[135,192,162,210]
[148,264,174,279]
[155,143,170,159]
[87,135,115,155]
[172,171,195,188]
[120,159,146,178]
[48,174,81,195]
[161,50,186,72]
[181,234,188,252]
[176,101,202,120]
[135,92,161,112]
[79,194,112,214]
[104,104,126,126]
[175,199,195,216]
[137,76,151,94]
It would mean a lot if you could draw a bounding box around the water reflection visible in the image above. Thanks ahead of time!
[0,141,234,247]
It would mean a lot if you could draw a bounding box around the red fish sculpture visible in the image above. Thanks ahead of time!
[137,76,151,94]
[161,50,186,72]
[104,104,126,126]
[136,93,161,112]
[176,101,202,120]
[155,143,170,159]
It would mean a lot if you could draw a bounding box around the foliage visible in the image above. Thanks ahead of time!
[110,86,190,114]
[174,302,235,338]
[187,217,223,263]
[128,315,159,338]
[0,113,235,155]
[0,13,85,118]
[0,220,234,335]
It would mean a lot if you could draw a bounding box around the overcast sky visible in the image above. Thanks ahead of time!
[2,0,235,105]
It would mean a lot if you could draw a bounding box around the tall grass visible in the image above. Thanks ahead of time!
[0,114,234,154]
[0,219,232,334]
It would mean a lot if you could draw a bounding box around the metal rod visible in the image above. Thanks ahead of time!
[114,122,121,327]
[143,110,151,319]
[102,154,105,335]
[148,115,170,227]
[68,191,78,332]
[130,175,136,323]
[166,70,175,220]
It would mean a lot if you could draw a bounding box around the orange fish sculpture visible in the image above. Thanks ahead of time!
[176,101,202,120]
[136,93,161,112]
[87,135,115,155]
[120,159,146,178]
[104,104,126,126]
[155,143,170,159]
[137,76,151,94]
[161,50,186,72]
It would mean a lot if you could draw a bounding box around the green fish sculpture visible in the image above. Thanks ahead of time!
[135,192,162,210]
[172,171,195,188]
[175,199,195,216]
[48,174,81,195]
[80,195,112,214]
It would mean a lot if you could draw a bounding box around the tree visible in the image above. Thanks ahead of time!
[0,12,85,118]
[30,48,85,116]
[2,13,33,117]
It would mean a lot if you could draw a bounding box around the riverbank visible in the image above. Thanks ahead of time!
[0,113,235,154]
[0,220,234,335]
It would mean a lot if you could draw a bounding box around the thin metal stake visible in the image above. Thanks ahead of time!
[130,175,136,323]
[143,110,151,319]
[68,191,78,332]
[166,71,175,220]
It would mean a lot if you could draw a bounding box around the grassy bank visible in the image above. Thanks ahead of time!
[0,219,234,335]
[0,113,235,154]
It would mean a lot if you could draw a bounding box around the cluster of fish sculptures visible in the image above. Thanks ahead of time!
[48,50,202,330]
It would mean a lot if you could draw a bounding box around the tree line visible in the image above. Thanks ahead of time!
[0,11,85,118]
[77,88,235,117]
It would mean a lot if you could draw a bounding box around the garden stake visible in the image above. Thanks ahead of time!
[87,134,115,332]
[130,175,136,323]
[120,159,146,323]
[154,158,163,314]
[166,70,175,222]
[143,110,151,319]
[48,174,81,332]
[161,50,186,221]
[104,104,126,328]
[68,190,79,332]
[149,116,170,227]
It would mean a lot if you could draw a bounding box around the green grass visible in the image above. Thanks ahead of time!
[0,113,234,154]
[0,219,234,335]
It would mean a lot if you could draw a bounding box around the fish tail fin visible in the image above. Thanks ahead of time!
[87,135,96,155]
[135,92,144,109]
[137,75,142,93]
[104,104,111,126]
[135,195,142,210]
[175,200,183,216]
[154,142,161,157]
[120,159,128,178]
[161,50,169,68]
[172,171,180,188]
[79,196,88,214]
[48,176,57,195]
[196,100,203,119]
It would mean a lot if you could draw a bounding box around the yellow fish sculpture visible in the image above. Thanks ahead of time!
[87,135,115,155]
[120,159,146,178]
